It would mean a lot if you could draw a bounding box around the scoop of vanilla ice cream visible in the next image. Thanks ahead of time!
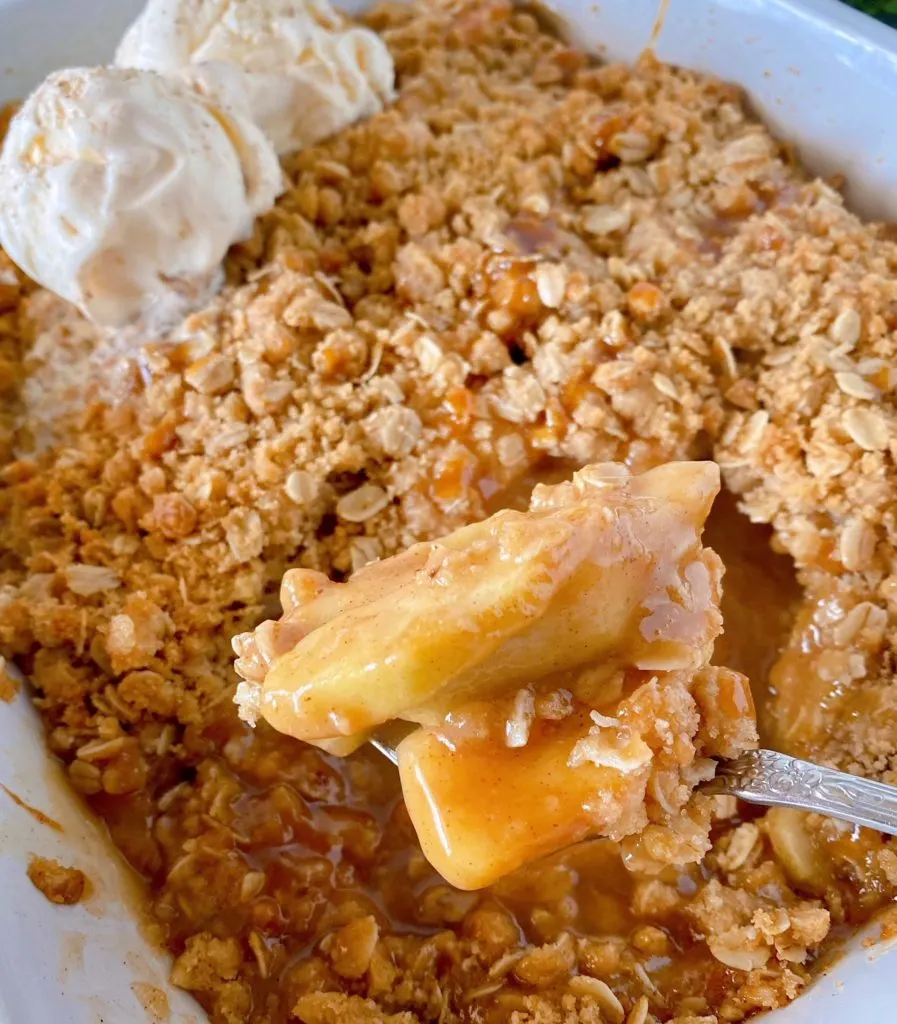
[115,0,395,154]
[0,66,283,327]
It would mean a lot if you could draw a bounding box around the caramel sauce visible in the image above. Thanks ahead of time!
[703,490,801,742]
[765,577,897,762]
[1,782,64,832]
[503,214,566,257]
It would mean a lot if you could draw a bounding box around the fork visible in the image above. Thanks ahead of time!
[370,739,897,837]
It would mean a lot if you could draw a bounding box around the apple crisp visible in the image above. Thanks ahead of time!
[2,2,897,1023]
[234,460,757,889]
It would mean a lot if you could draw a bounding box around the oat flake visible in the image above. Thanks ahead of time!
[336,484,390,523]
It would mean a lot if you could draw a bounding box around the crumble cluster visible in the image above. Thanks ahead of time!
[1,3,896,1023]
[26,855,87,905]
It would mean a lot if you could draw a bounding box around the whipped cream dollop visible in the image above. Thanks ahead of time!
[115,0,396,154]
[0,66,283,328]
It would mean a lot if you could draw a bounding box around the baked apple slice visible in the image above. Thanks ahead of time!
[233,461,757,888]
[234,461,723,738]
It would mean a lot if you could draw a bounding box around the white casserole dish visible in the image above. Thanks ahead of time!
[1,0,896,1020]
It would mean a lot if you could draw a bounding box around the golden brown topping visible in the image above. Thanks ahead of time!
[26,856,87,905]
[0,656,19,702]
[0,0,895,1020]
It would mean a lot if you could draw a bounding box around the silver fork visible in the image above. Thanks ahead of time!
[370,739,897,836]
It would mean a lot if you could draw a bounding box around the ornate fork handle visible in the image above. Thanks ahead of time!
[372,737,897,837]
[703,749,897,836]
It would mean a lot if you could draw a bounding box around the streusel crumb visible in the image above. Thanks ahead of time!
[1,2,896,1022]
[26,855,87,905]
[0,655,18,702]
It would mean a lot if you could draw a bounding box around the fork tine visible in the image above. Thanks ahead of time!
[369,735,399,765]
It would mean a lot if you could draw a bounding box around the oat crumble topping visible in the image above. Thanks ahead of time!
[1,3,897,1023]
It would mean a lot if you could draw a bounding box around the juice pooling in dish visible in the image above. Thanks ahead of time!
[234,462,758,888]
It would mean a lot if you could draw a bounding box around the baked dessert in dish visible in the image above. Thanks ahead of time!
[234,460,757,890]
[2,2,897,1022]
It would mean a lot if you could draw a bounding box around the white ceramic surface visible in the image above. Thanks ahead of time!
[0,666,202,1024]
[1,1,897,1021]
